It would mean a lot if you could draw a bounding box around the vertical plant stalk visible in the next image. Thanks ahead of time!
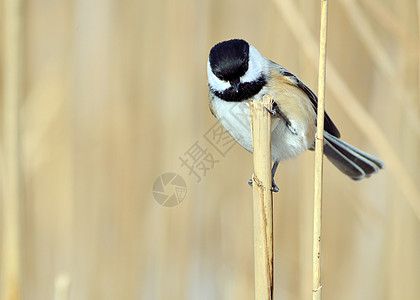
[313,1,328,300]
[54,274,71,300]
[1,0,23,299]
[250,95,274,300]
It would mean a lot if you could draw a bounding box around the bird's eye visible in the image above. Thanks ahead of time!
[214,72,225,81]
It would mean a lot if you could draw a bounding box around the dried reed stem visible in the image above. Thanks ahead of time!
[1,0,23,299]
[362,0,417,56]
[273,0,420,222]
[250,95,274,300]
[54,274,71,300]
[340,0,420,138]
[313,1,328,299]
[418,0,420,106]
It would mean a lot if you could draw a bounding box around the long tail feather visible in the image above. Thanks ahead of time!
[323,131,385,180]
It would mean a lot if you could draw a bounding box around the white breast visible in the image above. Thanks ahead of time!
[210,97,254,152]
[210,94,310,162]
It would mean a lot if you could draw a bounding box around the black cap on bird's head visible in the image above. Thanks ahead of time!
[207,39,267,102]
[209,39,250,92]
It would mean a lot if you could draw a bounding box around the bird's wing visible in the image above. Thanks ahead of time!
[274,63,341,138]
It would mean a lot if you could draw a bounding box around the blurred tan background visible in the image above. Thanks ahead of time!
[1,0,420,299]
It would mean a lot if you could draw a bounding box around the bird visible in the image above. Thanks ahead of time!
[207,38,384,192]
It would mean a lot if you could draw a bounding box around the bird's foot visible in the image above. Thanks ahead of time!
[271,180,279,193]
[248,178,279,192]
[265,101,297,135]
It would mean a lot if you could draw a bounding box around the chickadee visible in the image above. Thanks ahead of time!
[207,39,384,191]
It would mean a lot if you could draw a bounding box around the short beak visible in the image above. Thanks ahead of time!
[230,80,240,93]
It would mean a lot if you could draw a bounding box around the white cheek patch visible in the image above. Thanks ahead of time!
[207,60,230,92]
[207,45,268,92]
[241,45,267,83]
